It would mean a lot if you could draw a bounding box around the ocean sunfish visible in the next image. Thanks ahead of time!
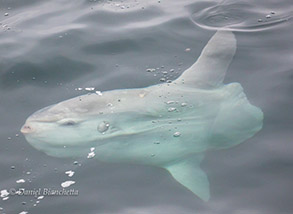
[21,31,263,201]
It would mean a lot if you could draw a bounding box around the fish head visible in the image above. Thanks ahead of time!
[20,95,121,156]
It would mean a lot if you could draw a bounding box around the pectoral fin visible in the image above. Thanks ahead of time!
[164,155,210,201]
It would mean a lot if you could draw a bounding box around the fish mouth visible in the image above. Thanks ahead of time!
[20,111,63,135]
[20,123,34,134]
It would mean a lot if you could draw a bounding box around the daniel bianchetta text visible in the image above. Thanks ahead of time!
[9,188,79,196]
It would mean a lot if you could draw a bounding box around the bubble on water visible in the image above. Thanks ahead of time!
[151,154,156,157]
[98,121,110,133]
[173,132,181,137]
[21,201,26,205]
[73,161,79,165]
[181,102,187,107]
[11,166,15,169]
[168,107,176,112]
[19,211,28,214]
[61,181,75,188]
[65,170,75,177]
[185,48,191,52]
[271,11,275,14]
[166,100,175,104]
[0,190,9,198]
[37,196,44,200]
[146,68,155,72]
[87,151,95,159]
[16,179,25,184]
[7,137,11,140]
[266,14,271,18]
[154,141,160,144]
[4,13,9,16]
[258,19,263,22]
[160,78,166,82]
[2,197,9,201]
[85,87,95,91]
[95,91,102,96]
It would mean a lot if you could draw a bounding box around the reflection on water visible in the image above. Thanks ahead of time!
[0,0,293,213]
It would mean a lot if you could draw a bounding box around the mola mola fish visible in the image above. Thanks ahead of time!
[21,31,263,201]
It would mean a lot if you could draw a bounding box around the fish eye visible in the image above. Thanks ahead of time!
[60,120,77,126]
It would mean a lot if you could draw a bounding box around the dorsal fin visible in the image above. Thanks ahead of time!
[174,31,236,88]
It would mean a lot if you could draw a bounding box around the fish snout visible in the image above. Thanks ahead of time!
[20,124,34,134]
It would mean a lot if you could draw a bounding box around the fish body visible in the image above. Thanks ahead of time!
[21,31,263,201]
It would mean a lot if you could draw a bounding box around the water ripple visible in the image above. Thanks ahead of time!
[190,1,293,32]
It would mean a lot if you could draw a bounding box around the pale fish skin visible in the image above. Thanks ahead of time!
[21,31,263,201]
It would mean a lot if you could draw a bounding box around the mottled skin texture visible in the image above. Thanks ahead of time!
[21,31,263,201]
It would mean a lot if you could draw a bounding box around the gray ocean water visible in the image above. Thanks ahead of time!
[0,0,293,213]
